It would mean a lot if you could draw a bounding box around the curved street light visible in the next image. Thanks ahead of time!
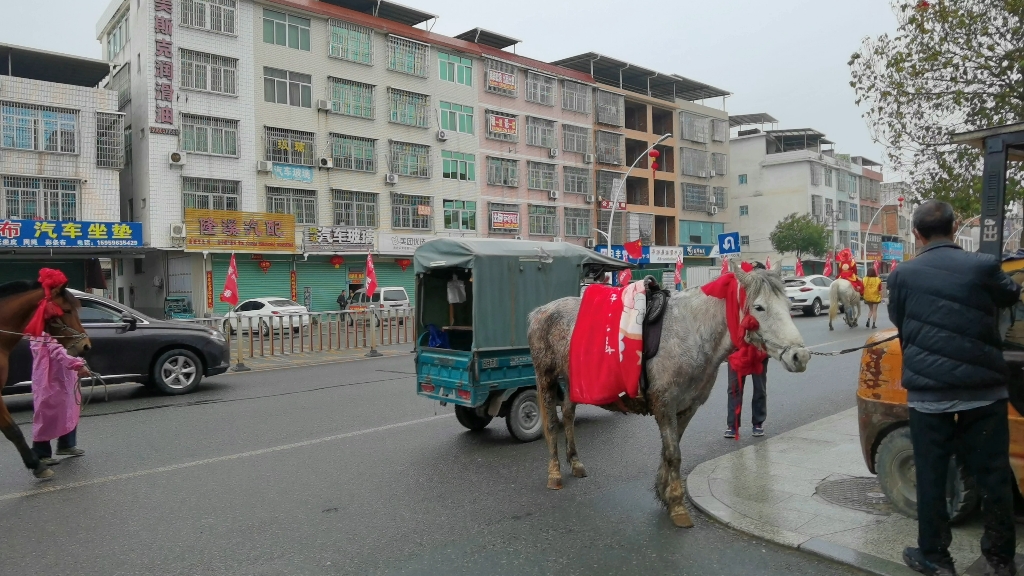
[860,193,905,265]
[596,133,673,251]
[953,214,981,244]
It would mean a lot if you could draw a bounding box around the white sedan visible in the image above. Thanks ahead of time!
[784,275,832,317]
[223,298,314,335]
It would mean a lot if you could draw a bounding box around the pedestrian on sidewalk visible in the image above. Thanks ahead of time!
[888,200,1020,576]
[724,260,769,440]
[31,332,90,467]
[336,290,349,311]
[862,267,882,329]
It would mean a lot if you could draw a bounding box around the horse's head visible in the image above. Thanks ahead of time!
[732,262,810,373]
[47,285,91,357]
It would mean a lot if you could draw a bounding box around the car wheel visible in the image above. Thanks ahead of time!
[151,349,203,395]
[875,426,978,523]
[810,299,822,317]
[505,389,543,442]
[259,320,271,338]
[455,405,493,431]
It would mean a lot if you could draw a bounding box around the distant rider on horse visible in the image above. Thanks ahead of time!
[837,248,864,294]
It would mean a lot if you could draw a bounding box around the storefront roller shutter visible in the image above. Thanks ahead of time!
[373,260,417,307]
[212,254,292,315]
[0,261,87,290]
[294,257,350,312]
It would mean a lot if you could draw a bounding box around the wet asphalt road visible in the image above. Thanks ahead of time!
[0,310,888,575]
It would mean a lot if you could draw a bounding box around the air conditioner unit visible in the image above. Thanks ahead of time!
[319,157,334,169]
[256,160,273,172]
[836,213,844,220]
[317,99,332,111]
[585,238,596,248]
[585,194,595,204]
[706,205,719,216]
[549,190,559,200]
[385,173,399,184]
[584,153,595,164]
[507,178,519,187]
[168,151,187,166]
[698,171,707,178]
[553,237,563,243]
[710,170,717,177]
[514,235,523,240]
[437,129,449,142]
[169,222,185,239]
[549,148,559,158]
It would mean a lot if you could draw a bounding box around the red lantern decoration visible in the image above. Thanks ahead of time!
[258,260,272,274]
[651,162,659,171]
[396,258,412,272]
[898,196,905,209]
[648,149,661,158]
[330,255,344,269]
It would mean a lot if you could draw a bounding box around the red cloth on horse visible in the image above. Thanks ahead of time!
[24,268,68,337]
[701,272,768,380]
[568,283,644,405]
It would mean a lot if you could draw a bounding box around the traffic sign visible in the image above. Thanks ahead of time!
[717,232,742,256]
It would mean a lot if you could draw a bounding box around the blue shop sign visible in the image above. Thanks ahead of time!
[272,163,314,183]
[0,219,143,248]
[596,244,649,264]
[881,241,903,261]
[682,244,715,257]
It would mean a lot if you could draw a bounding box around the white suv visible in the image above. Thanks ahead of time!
[784,275,832,317]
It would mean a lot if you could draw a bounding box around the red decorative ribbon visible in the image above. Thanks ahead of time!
[24,268,68,337]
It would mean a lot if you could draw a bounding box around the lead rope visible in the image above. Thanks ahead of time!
[75,362,109,406]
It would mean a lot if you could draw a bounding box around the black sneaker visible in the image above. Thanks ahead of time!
[723,429,737,439]
[903,547,957,576]
[985,558,1018,576]
[752,426,765,437]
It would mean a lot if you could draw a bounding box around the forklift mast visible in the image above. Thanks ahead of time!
[977,128,1024,257]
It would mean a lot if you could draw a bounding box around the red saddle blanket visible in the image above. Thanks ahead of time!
[568,282,646,405]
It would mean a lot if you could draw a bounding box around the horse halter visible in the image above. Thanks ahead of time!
[48,317,89,347]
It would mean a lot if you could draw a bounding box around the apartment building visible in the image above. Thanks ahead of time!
[0,43,131,296]
[855,156,885,268]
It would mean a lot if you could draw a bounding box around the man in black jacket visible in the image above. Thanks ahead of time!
[888,200,1020,576]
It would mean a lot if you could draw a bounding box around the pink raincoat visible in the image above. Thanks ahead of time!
[31,334,85,443]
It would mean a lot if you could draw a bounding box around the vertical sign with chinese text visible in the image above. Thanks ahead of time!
[154,0,174,125]
[206,270,214,310]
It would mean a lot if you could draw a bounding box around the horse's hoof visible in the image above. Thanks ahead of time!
[33,466,54,480]
[829,326,834,331]
[571,462,588,478]
[671,510,694,528]
[547,476,563,490]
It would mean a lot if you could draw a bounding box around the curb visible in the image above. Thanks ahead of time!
[686,459,919,576]
[226,348,411,375]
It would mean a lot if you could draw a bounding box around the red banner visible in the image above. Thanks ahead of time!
[290,270,297,302]
[220,253,239,306]
[488,114,517,135]
[365,254,378,298]
[490,211,520,230]
[206,271,214,310]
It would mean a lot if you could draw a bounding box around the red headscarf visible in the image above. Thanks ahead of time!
[701,264,769,380]
[24,268,68,337]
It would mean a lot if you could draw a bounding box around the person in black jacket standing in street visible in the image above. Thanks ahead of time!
[888,200,1021,576]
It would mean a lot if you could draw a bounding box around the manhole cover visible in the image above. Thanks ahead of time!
[815,477,894,516]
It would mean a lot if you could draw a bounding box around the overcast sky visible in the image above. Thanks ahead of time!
[2,0,899,176]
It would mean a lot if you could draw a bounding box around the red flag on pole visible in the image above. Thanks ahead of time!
[795,259,804,277]
[674,254,683,288]
[873,259,882,275]
[220,253,239,306]
[365,253,378,298]
[765,255,772,270]
[623,239,644,260]
[824,252,834,277]
[890,260,898,272]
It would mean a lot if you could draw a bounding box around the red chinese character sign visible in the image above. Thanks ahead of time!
[153,0,174,125]
[365,253,378,298]
[220,254,239,306]
[184,208,296,252]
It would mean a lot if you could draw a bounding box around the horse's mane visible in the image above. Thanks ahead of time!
[744,270,787,300]
[0,279,79,307]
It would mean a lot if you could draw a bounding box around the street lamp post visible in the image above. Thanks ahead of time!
[595,133,672,251]
[860,194,905,265]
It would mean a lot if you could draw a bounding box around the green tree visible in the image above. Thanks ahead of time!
[769,213,831,261]
[849,0,1023,218]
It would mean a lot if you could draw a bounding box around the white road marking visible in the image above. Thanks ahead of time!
[0,413,453,501]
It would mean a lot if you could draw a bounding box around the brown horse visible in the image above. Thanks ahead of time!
[0,280,90,479]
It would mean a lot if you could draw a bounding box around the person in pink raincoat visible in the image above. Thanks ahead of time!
[31,333,89,466]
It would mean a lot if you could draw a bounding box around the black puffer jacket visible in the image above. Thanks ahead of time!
[887,241,1020,402]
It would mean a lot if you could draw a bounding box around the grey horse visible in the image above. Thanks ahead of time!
[526,262,811,528]
[828,278,862,330]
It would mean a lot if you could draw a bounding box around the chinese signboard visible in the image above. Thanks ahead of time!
[348,269,365,283]
[271,163,314,184]
[154,0,174,126]
[865,234,882,260]
[487,69,516,92]
[596,244,650,264]
[647,245,715,262]
[882,241,904,261]
[487,113,517,135]
[490,210,520,231]
[303,226,374,253]
[599,200,627,210]
[183,208,296,252]
[377,233,430,256]
[206,271,214,310]
[0,219,142,248]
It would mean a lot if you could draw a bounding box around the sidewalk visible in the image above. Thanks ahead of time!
[686,408,1024,576]
[227,343,412,372]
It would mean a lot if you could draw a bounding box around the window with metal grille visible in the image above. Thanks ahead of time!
[388,88,429,128]
[564,207,591,237]
[109,63,131,110]
[391,193,432,229]
[562,124,590,153]
[440,101,473,134]
[563,167,591,195]
[488,202,520,234]
[329,19,373,64]
[680,112,710,144]
[825,198,834,223]
[485,59,518,97]
[628,212,654,245]
[596,90,624,126]
[1,102,77,154]
[738,174,748,185]
[562,81,591,114]
[528,205,557,236]
[182,177,239,211]
[264,67,311,108]
[183,114,238,156]
[824,168,833,187]
[388,36,428,77]
[486,157,518,187]
[837,172,849,193]
[182,0,236,34]
[438,52,472,86]
[527,162,557,192]
[681,147,709,177]
[682,184,710,212]
[389,141,430,178]
[712,187,727,209]
[330,134,375,173]
[811,195,823,219]
[106,10,129,60]
[124,124,132,166]
[740,205,749,216]
[526,117,556,148]
[850,203,859,222]
[741,235,750,247]
[442,151,475,181]
[332,190,377,227]
[485,111,518,142]
[265,127,314,165]
[96,111,125,169]
[810,164,823,186]
[444,200,476,230]
[597,210,626,245]
[596,170,623,200]
[712,118,728,142]
[596,131,623,165]
[711,153,728,176]
[180,49,237,95]
[3,176,78,220]
[838,200,849,216]
[526,72,555,106]
[839,230,850,248]
[328,77,374,119]
[267,187,317,224]
[263,8,310,51]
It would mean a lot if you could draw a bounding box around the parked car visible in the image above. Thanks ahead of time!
[3,290,230,396]
[346,287,411,326]
[784,275,832,316]
[223,298,313,335]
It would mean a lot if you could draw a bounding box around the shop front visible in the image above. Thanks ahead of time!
[375,233,428,306]
[295,225,374,312]
[596,244,715,287]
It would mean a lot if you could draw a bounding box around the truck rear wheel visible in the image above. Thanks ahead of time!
[454,405,492,431]
[875,426,978,523]
[505,389,543,442]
